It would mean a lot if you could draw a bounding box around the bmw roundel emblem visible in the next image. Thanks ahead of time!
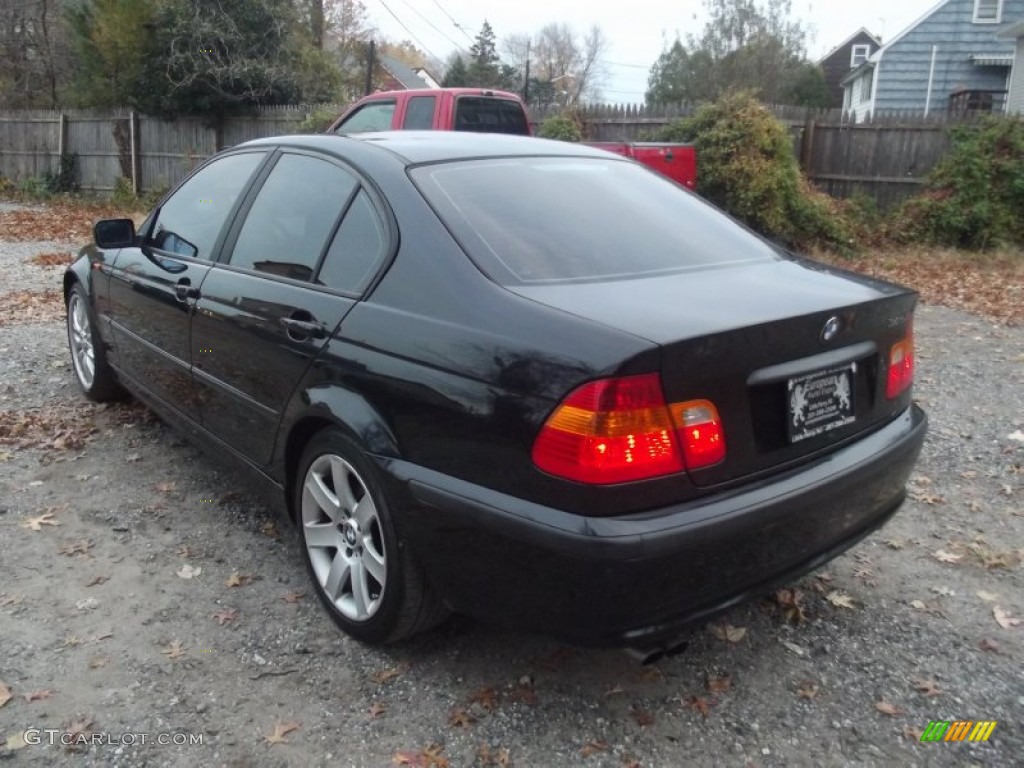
[821,316,841,342]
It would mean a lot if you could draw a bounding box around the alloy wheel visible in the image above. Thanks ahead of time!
[301,454,387,622]
[67,292,95,389]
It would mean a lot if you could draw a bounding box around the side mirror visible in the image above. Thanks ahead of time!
[93,218,136,249]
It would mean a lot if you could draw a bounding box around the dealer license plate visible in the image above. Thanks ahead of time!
[787,364,856,443]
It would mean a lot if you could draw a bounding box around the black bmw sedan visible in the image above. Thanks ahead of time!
[65,132,927,653]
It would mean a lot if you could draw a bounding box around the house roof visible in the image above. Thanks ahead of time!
[869,0,953,61]
[817,27,883,64]
[840,60,876,87]
[378,54,432,90]
[997,20,1024,38]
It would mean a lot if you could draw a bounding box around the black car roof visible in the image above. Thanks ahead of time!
[238,131,614,166]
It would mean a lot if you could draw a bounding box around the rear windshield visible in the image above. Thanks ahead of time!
[411,157,779,285]
[453,97,529,135]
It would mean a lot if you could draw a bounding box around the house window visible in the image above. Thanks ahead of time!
[861,72,873,101]
[851,45,870,67]
[973,0,1002,23]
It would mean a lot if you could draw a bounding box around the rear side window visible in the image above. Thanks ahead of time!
[336,101,396,133]
[228,154,357,281]
[403,96,436,129]
[454,97,529,135]
[412,157,779,284]
[317,190,387,294]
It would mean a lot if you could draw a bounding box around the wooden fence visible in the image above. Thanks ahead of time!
[0,102,976,208]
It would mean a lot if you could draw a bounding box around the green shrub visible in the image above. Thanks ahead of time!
[655,92,853,253]
[894,116,1024,249]
[538,114,582,142]
[297,106,341,134]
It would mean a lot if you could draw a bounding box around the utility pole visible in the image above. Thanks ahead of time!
[523,41,531,103]
[364,40,376,96]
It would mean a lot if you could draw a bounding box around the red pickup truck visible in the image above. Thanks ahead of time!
[327,88,697,190]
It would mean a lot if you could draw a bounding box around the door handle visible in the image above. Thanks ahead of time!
[175,279,200,301]
[280,317,327,339]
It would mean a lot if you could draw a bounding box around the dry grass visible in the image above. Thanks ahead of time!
[813,246,1023,326]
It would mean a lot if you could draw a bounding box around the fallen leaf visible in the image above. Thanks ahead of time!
[978,637,1000,652]
[604,685,625,697]
[636,666,663,683]
[88,656,108,669]
[448,708,477,727]
[885,539,906,550]
[469,686,499,713]
[66,717,93,741]
[796,681,819,699]
[932,550,963,564]
[85,575,109,587]
[4,732,28,751]
[281,591,306,603]
[155,482,176,494]
[0,682,11,708]
[684,695,712,719]
[23,689,54,703]
[20,512,59,531]
[176,564,201,580]
[393,743,449,768]
[710,624,747,643]
[260,521,280,539]
[263,720,300,746]
[930,586,956,597]
[903,724,924,742]
[63,635,82,647]
[911,677,943,697]
[58,539,92,556]
[993,606,1021,629]
[510,677,537,706]
[910,600,928,610]
[781,640,807,657]
[631,708,655,727]
[162,640,186,660]
[213,608,238,626]
[176,545,195,558]
[226,571,252,588]
[774,588,807,624]
[371,666,405,685]
[368,701,387,719]
[826,591,856,609]
[0,594,23,606]
[580,740,609,757]
[874,700,904,716]
[705,674,732,694]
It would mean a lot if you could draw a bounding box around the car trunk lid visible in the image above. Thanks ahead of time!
[509,258,917,486]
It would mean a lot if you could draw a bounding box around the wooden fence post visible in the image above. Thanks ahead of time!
[800,117,816,171]
[57,111,67,163]
[130,110,141,195]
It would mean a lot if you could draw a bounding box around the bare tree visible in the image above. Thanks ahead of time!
[524,22,608,106]
[0,0,73,107]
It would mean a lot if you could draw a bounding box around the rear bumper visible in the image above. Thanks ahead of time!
[384,405,927,647]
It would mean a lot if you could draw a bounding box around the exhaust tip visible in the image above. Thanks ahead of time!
[624,638,690,665]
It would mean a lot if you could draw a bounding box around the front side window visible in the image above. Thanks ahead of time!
[335,101,396,133]
[146,152,264,260]
[228,154,357,282]
[973,0,1002,23]
[412,157,778,285]
[403,96,436,129]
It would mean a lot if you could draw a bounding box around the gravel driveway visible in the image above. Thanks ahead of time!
[1,210,1021,767]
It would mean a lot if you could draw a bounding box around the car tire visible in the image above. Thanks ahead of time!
[66,283,124,402]
[295,428,447,644]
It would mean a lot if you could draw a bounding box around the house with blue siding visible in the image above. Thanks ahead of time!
[841,0,1023,120]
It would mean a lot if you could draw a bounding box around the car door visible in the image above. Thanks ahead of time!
[105,151,268,420]
[191,150,391,464]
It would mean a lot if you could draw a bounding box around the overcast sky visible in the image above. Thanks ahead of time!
[366,0,939,101]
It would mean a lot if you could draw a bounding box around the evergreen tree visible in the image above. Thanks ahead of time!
[443,55,469,87]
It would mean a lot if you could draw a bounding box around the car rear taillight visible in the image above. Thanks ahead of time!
[532,374,726,484]
[670,400,726,469]
[886,318,915,399]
